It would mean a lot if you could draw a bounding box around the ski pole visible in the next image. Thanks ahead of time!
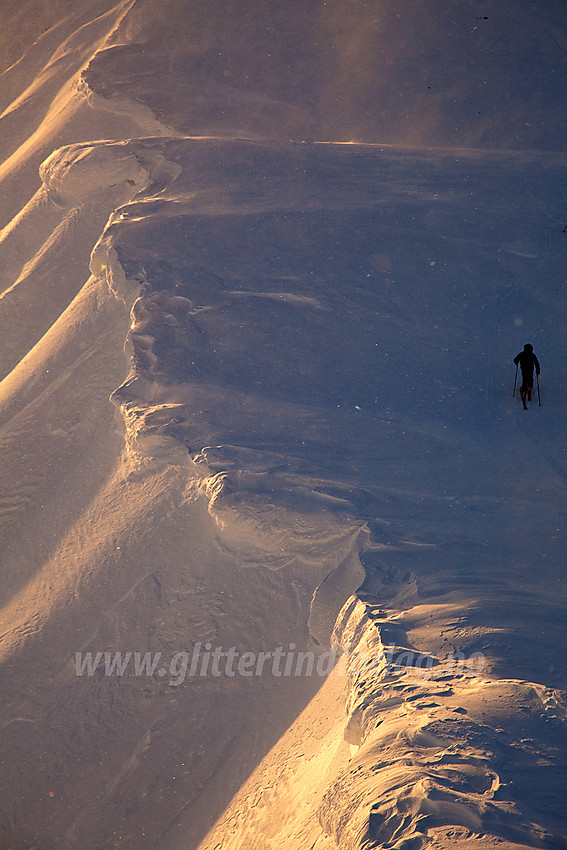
[537,373,541,406]
[513,363,518,397]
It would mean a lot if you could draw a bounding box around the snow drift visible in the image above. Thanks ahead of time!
[1,2,567,849]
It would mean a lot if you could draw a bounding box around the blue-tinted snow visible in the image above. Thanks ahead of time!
[102,137,567,681]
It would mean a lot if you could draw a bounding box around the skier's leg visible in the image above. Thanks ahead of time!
[520,375,528,409]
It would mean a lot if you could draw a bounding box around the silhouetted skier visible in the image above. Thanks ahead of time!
[513,343,540,409]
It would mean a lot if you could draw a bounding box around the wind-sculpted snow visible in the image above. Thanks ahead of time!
[326,599,567,849]
[84,136,567,846]
[1,0,567,846]
[1,126,567,848]
[201,597,567,850]
[80,0,567,150]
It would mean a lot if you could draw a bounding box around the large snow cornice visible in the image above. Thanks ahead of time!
[80,0,567,151]
[3,0,566,153]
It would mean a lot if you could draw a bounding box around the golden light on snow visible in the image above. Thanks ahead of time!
[1,2,566,849]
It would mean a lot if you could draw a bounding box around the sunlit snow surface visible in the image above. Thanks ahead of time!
[9,135,559,849]
[105,137,567,637]
[2,1,567,845]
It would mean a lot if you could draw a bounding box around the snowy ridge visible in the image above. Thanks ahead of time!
[328,598,567,849]
[2,127,566,850]
[200,597,567,850]
[1,1,567,848]
[90,137,567,847]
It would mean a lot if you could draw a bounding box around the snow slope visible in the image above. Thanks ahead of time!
[1,2,566,849]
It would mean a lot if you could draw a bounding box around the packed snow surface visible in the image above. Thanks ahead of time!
[1,1,566,849]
